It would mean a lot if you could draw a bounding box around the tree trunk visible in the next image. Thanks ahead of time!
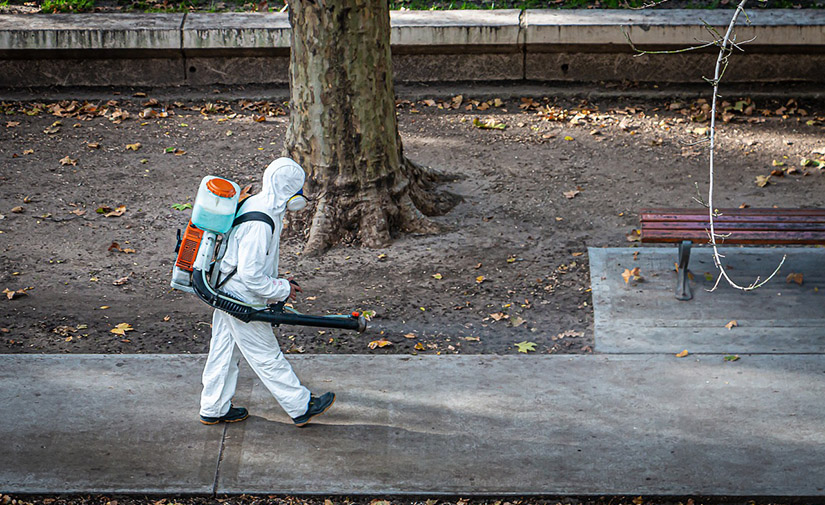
[285,0,456,254]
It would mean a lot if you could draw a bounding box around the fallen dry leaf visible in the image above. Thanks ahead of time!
[125,143,142,151]
[755,175,771,187]
[622,267,642,284]
[113,276,130,286]
[563,189,580,199]
[626,229,642,242]
[69,209,86,216]
[403,333,416,339]
[239,184,253,201]
[414,342,426,350]
[725,320,738,330]
[786,272,803,285]
[367,338,392,350]
[432,273,443,280]
[43,121,62,134]
[3,287,30,300]
[675,349,689,358]
[87,142,100,149]
[472,117,506,130]
[59,156,77,166]
[11,206,23,214]
[108,242,134,253]
[104,205,126,218]
[110,323,133,335]
[476,275,486,284]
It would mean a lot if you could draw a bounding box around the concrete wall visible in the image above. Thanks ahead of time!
[0,10,823,87]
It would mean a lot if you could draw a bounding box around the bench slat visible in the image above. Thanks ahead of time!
[641,229,825,244]
[643,221,825,232]
[641,209,825,224]
[641,208,825,217]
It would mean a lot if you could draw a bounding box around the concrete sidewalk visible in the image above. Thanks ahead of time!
[2,354,824,496]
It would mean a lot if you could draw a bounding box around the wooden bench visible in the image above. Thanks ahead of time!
[639,208,825,300]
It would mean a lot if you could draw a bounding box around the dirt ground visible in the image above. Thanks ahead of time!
[1,87,824,356]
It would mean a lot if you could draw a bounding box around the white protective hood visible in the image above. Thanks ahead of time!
[217,157,306,305]
[261,158,306,215]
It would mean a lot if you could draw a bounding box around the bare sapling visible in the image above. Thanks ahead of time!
[625,0,786,292]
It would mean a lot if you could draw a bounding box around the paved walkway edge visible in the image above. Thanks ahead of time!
[3,354,824,495]
[1,10,824,86]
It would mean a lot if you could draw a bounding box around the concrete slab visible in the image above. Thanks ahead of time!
[3,354,825,495]
[183,13,290,51]
[0,14,183,52]
[390,10,522,47]
[589,247,825,354]
[0,354,221,494]
[216,354,825,496]
[523,9,825,48]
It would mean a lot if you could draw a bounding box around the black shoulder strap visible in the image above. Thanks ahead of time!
[215,209,276,290]
[232,211,274,234]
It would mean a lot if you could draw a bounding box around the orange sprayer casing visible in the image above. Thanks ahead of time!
[175,221,204,272]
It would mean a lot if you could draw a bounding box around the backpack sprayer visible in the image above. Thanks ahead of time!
[170,175,366,333]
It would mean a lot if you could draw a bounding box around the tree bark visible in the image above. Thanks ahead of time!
[284,0,456,254]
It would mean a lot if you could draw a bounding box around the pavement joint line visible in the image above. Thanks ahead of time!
[212,423,227,497]
[180,11,188,83]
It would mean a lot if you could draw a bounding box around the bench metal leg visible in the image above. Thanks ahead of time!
[676,240,693,301]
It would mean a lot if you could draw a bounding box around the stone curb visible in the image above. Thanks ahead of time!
[0,9,823,87]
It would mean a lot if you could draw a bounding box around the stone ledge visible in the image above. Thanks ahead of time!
[0,13,183,51]
[1,9,823,86]
[524,10,825,49]
[1,10,822,53]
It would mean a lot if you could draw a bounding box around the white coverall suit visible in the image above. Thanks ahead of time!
[199,158,311,419]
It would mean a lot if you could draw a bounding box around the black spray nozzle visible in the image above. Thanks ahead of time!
[192,268,366,332]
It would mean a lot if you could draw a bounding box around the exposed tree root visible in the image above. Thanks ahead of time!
[295,155,460,256]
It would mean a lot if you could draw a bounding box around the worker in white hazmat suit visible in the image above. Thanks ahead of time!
[199,157,335,427]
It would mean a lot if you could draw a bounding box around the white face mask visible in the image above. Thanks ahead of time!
[286,189,308,212]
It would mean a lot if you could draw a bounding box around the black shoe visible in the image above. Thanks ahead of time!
[292,392,336,427]
[200,405,249,425]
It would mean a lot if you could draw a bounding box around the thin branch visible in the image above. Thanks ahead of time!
[623,0,785,293]
[704,0,786,293]
[622,28,717,55]
[622,0,671,10]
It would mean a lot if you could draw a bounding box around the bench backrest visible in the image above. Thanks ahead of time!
[639,208,825,245]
